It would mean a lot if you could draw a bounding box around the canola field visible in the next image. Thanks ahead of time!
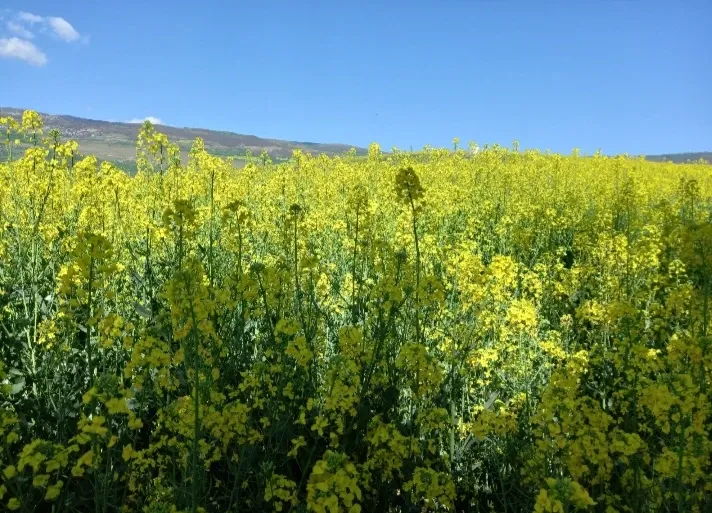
[0,111,711,513]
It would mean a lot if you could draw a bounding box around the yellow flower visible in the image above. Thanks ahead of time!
[45,481,64,501]
[2,465,16,479]
[288,436,307,458]
[82,387,97,405]
[33,474,50,487]
[105,397,130,415]
[311,416,329,436]
[122,445,133,461]
[45,459,61,472]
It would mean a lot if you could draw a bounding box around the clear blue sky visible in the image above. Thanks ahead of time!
[1,1,710,155]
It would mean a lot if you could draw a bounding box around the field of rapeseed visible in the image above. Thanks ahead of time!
[0,111,711,513]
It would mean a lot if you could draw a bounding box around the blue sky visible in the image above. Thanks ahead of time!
[1,1,710,155]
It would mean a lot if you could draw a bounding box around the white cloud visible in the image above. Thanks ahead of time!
[47,16,79,42]
[18,12,44,24]
[9,12,82,43]
[128,117,164,125]
[0,11,85,66]
[6,21,33,38]
[0,37,47,66]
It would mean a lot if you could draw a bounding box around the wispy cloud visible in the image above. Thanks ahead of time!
[18,12,44,24]
[47,16,80,42]
[6,21,34,39]
[128,117,164,125]
[0,37,47,66]
[15,12,82,42]
[0,11,86,66]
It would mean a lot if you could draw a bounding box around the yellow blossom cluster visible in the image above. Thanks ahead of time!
[0,111,710,512]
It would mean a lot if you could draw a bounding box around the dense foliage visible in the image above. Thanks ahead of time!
[0,111,711,513]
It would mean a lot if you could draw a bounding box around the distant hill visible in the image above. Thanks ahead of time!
[1,108,708,169]
[641,152,711,164]
[0,107,368,169]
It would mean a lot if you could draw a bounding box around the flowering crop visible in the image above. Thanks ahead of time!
[0,112,711,512]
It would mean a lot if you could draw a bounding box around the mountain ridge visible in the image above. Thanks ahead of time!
[1,108,709,166]
[0,107,368,166]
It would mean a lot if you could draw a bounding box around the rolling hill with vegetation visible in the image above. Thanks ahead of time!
[1,108,708,170]
[0,107,368,170]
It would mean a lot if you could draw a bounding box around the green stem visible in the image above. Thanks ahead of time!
[408,193,421,343]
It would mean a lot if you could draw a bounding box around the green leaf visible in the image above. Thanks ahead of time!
[135,303,151,319]
[9,377,25,395]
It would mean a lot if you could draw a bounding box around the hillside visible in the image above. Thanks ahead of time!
[0,108,368,168]
[642,152,711,164]
[1,108,708,168]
